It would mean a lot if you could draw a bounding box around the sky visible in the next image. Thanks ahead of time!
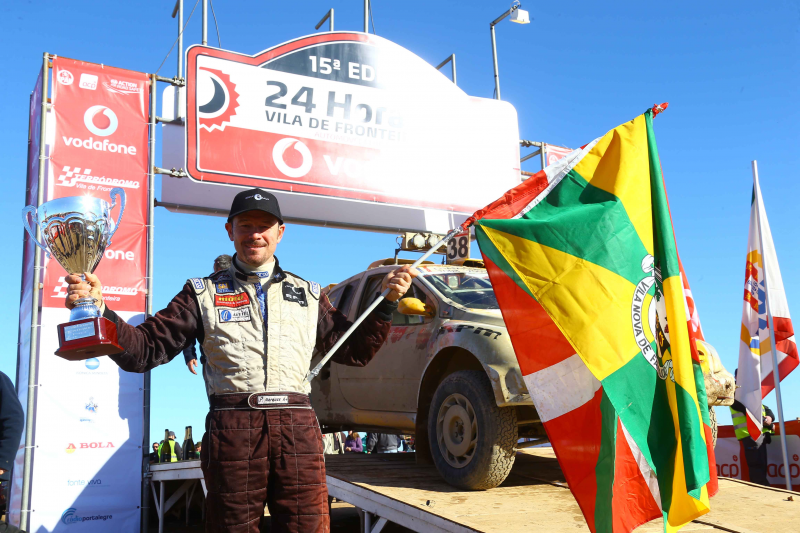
[0,0,798,443]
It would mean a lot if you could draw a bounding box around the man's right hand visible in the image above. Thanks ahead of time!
[65,272,104,310]
[187,359,198,375]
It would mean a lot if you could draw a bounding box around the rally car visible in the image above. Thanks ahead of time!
[310,259,544,490]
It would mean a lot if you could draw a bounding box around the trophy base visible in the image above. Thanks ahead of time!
[55,317,124,361]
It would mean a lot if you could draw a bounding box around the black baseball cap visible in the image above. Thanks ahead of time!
[227,188,283,224]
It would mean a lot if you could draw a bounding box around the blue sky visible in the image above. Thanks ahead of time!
[1,0,798,441]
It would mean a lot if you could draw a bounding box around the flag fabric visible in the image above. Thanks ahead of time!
[467,109,714,532]
[735,172,798,440]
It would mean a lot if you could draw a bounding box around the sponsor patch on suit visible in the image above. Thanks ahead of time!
[282,283,308,307]
[215,281,234,294]
[219,308,251,322]
[215,292,251,308]
[309,281,320,298]
[190,278,205,291]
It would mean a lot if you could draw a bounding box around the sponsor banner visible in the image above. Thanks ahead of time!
[716,421,800,490]
[12,60,148,531]
[544,144,572,167]
[47,57,149,312]
[164,33,521,233]
[28,307,144,531]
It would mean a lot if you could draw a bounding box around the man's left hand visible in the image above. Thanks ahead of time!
[382,265,418,302]
[764,415,773,426]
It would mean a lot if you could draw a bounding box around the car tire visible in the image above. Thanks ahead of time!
[428,370,517,490]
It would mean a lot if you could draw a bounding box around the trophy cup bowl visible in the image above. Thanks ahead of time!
[22,188,126,361]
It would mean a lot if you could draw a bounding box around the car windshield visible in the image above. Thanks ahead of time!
[421,271,499,310]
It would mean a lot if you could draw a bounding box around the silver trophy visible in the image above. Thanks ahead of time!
[22,188,126,359]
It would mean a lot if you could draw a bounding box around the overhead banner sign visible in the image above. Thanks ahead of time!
[162,32,521,233]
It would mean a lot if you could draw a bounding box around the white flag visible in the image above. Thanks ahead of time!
[735,172,798,439]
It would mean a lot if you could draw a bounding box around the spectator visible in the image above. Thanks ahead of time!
[401,436,415,453]
[366,433,400,454]
[322,432,345,455]
[213,254,232,272]
[344,432,362,453]
[149,442,159,463]
[0,371,23,533]
[195,441,202,459]
[157,431,183,462]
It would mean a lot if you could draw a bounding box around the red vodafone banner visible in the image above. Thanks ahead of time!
[47,58,149,312]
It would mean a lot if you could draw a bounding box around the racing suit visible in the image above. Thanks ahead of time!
[102,256,395,532]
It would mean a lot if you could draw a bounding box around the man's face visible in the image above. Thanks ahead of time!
[225,211,285,267]
[152,443,158,451]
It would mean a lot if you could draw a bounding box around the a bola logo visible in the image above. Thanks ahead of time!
[272,138,313,178]
[220,310,232,321]
[83,106,119,137]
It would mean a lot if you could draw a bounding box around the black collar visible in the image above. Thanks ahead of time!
[232,253,286,283]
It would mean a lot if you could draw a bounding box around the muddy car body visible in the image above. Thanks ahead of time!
[311,260,544,489]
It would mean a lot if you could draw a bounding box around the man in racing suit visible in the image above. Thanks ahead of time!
[64,188,414,533]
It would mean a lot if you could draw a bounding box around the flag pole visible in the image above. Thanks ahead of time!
[307,226,464,382]
[751,160,792,491]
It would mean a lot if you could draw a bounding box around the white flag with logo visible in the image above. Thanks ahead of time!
[735,172,798,439]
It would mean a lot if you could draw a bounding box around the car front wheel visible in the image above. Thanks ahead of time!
[428,370,517,490]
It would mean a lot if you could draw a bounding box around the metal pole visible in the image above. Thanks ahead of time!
[435,54,457,85]
[751,160,792,491]
[141,74,158,532]
[19,53,49,532]
[364,0,369,33]
[315,9,334,31]
[307,227,462,382]
[541,144,546,170]
[202,0,208,45]
[490,24,500,100]
[489,7,515,100]
[172,0,184,78]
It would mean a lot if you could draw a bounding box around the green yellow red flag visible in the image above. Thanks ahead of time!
[467,108,714,532]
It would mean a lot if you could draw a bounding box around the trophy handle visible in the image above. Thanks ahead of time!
[21,206,49,252]
[108,187,126,243]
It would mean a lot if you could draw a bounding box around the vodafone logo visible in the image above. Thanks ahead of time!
[84,106,119,137]
[273,138,312,178]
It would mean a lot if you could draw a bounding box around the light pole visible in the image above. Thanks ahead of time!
[490,1,529,100]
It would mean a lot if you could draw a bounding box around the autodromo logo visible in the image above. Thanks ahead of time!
[83,105,119,136]
[85,358,100,370]
[273,138,313,178]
